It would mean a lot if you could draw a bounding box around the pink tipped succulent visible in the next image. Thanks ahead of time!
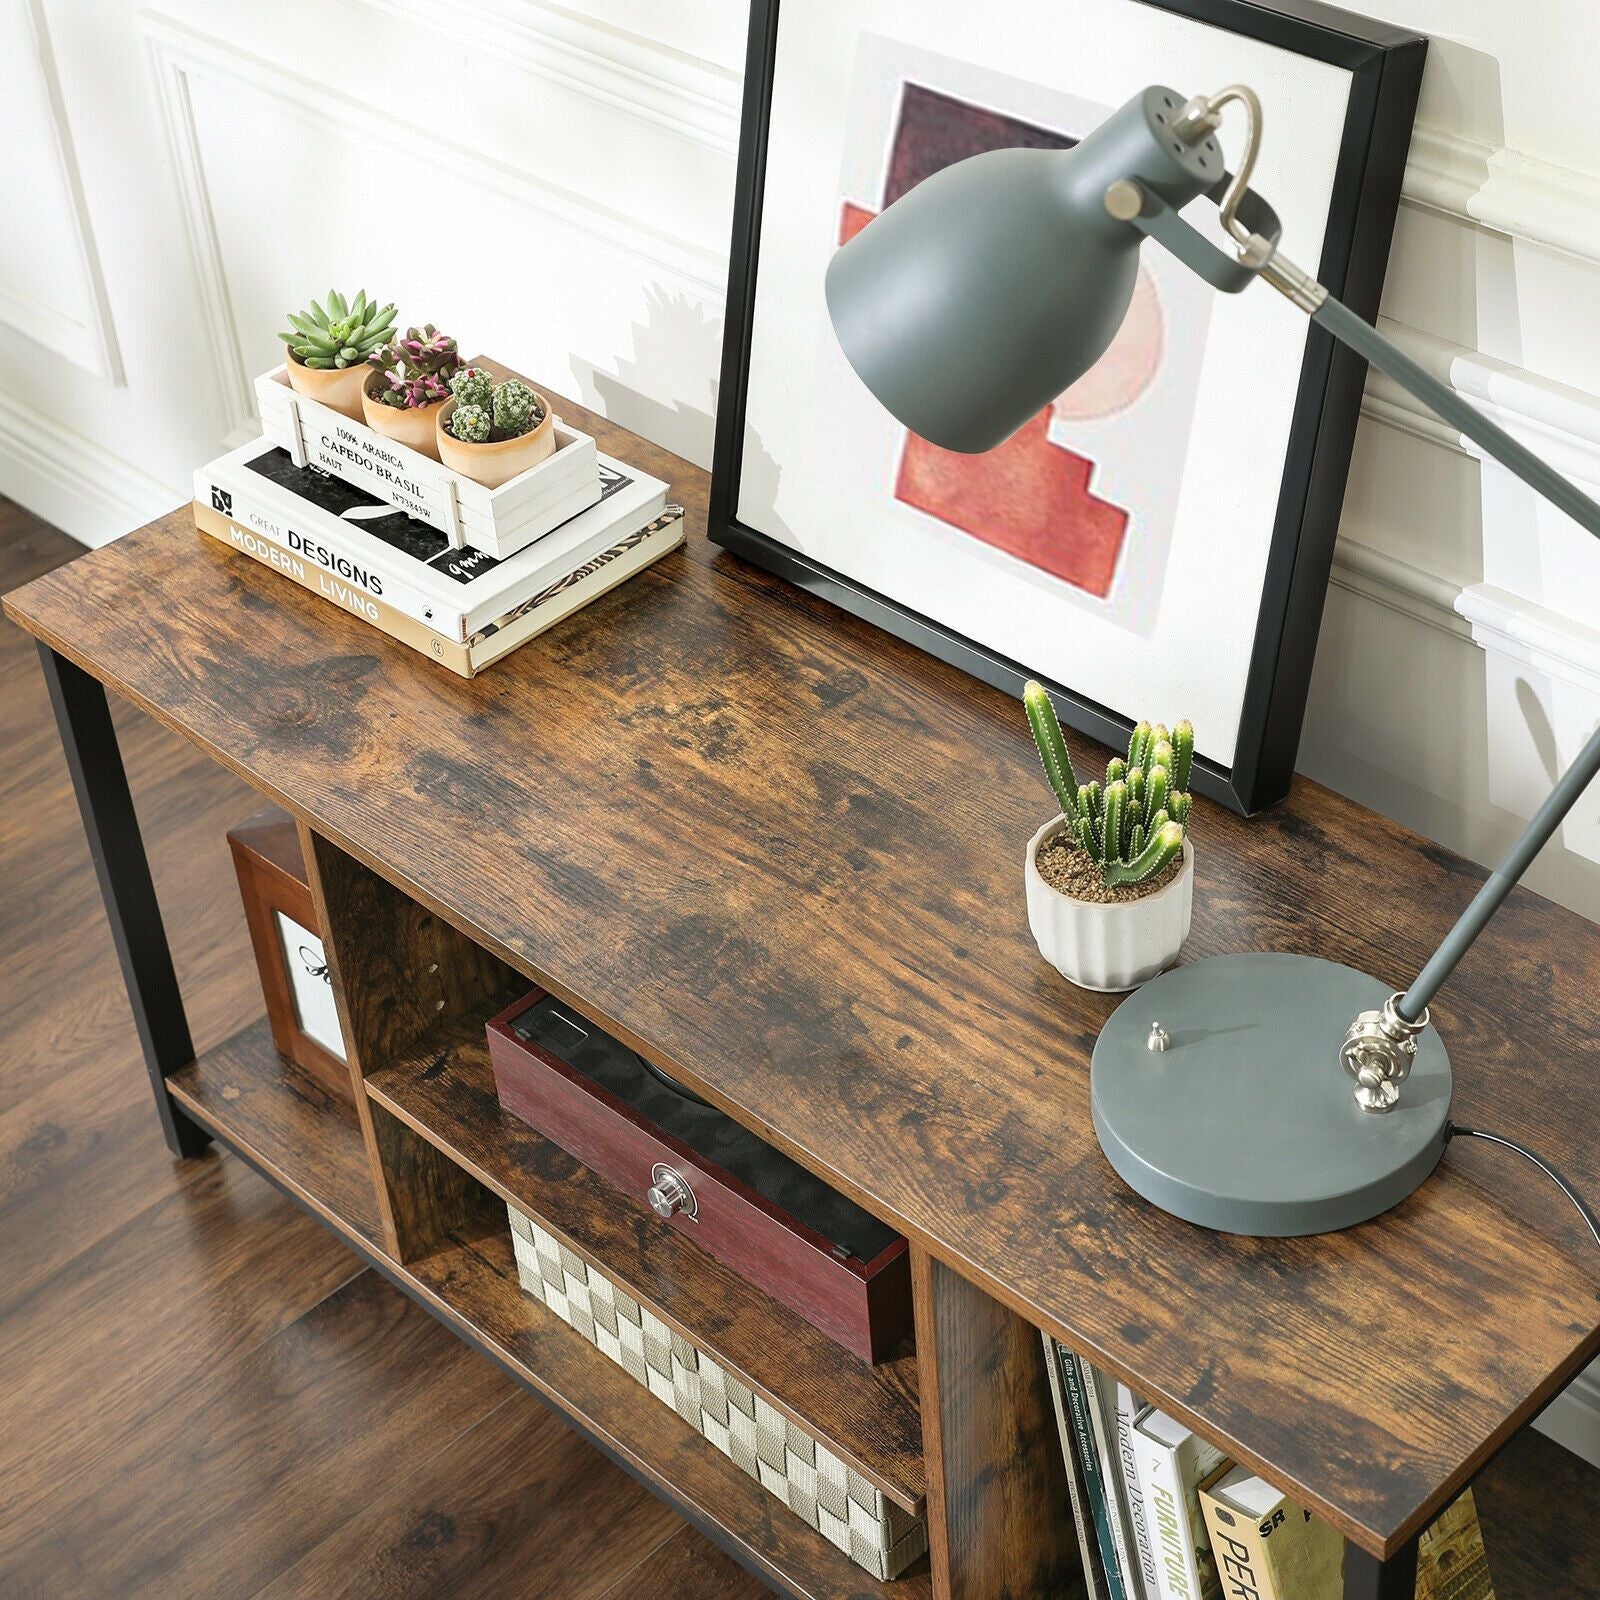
[368,323,460,407]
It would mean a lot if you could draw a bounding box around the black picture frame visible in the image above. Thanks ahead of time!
[708,0,1426,814]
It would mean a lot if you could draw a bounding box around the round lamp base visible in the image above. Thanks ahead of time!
[1091,953,1452,1236]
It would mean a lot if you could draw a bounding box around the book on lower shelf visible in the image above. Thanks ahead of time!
[1044,1345,1497,1600]
[1199,1467,1495,1600]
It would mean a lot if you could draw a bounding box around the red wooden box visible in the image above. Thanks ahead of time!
[486,990,912,1363]
[227,807,351,1103]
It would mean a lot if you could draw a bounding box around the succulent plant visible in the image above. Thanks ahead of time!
[450,402,491,443]
[492,378,544,437]
[449,366,494,410]
[368,324,460,408]
[444,372,548,442]
[1024,680,1194,889]
[278,289,396,369]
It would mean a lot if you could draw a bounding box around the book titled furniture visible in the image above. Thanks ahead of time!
[7,392,1598,1600]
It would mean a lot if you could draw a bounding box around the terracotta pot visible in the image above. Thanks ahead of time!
[361,369,447,460]
[436,396,557,488]
[284,353,370,420]
[1024,817,1193,992]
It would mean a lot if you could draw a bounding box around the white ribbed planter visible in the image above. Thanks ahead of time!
[1025,817,1193,992]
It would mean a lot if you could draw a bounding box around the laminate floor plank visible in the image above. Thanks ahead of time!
[246,1390,683,1600]
[0,1271,515,1600]
[595,1526,778,1600]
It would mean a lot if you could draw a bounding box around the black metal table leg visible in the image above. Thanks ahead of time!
[1344,1535,1419,1600]
[37,643,211,1158]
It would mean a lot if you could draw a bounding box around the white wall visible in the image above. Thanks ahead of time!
[3,0,1597,1464]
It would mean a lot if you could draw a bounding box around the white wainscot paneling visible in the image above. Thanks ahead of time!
[139,14,729,466]
[0,0,121,380]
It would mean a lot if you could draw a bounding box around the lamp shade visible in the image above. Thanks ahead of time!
[824,86,1218,452]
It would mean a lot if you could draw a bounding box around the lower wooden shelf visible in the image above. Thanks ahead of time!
[365,1009,925,1516]
[168,1019,931,1600]
[166,1017,381,1246]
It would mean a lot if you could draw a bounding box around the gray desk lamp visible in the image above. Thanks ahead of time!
[826,84,1600,1236]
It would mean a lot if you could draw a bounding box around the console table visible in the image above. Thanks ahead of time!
[7,394,1598,1600]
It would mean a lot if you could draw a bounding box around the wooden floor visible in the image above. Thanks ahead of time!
[1,500,1596,1598]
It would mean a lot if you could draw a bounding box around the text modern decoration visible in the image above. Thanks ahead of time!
[709,0,1425,813]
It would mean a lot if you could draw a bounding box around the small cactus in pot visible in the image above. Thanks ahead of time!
[1022,681,1197,990]
[437,369,556,488]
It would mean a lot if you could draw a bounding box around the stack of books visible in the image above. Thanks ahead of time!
[192,438,683,677]
[1042,1338,1495,1600]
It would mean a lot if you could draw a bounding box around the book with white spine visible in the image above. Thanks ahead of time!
[1131,1409,1225,1600]
[196,437,668,641]
[1115,1381,1161,1600]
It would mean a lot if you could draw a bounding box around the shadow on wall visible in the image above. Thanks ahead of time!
[572,285,796,546]
[573,286,721,469]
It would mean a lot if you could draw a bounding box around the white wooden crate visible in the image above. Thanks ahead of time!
[255,365,601,558]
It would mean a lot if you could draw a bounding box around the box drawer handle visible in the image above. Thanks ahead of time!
[648,1164,697,1221]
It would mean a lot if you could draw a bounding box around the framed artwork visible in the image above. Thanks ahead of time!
[709,0,1424,813]
[227,809,351,1104]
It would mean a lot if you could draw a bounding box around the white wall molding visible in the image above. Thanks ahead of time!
[136,11,727,438]
[1360,319,1600,491]
[1328,535,1471,643]
[0,389,178,547]
[353,0,741,156]
[1456,582,1600,698]
[3,0,124,382]
[1403,123,1600,268]
[140,19,256,445]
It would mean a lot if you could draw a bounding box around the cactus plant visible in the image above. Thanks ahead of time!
[1024,680,1193,889]
[368,324,460,409]
[449,366,494,410]
[278,289,396,369]
[492,378,542,436]
[450,403,491,443]
[443,372,548,443]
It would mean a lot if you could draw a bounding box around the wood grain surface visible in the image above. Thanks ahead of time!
[367,1008,925,1513]
[7,401,1600,1558]
[0,510,860,1600]
[912,1250,1083,1600]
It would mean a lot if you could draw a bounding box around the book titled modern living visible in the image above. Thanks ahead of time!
[195,500,684,676]
[195,438,668,641]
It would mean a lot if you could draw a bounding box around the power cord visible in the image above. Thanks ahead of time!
[1448,1124,1600,1248]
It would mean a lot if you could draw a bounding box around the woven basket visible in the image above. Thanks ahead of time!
[507,1204,927,1580]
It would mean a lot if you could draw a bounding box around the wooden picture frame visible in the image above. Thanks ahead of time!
[227,808,352,1103]
[708,0,1426,814]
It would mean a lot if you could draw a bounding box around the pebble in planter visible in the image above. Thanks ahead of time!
[1022,681,1195,991]
[278,289,397,420]
[361,324,461,460]
[437,368,557,488]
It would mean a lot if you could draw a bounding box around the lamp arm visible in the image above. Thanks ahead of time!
[1301,288,1600,1020]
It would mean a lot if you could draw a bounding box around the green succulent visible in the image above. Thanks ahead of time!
[449,367,494,410]
[1025,681,1194,888]
[278,289,396,369]
[491,378,544,439]
[449,403,491,444]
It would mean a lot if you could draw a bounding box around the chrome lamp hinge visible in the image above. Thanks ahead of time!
[1339,993,1429,1113]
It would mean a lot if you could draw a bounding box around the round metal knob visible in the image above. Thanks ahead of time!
[647,1165,696,1220]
